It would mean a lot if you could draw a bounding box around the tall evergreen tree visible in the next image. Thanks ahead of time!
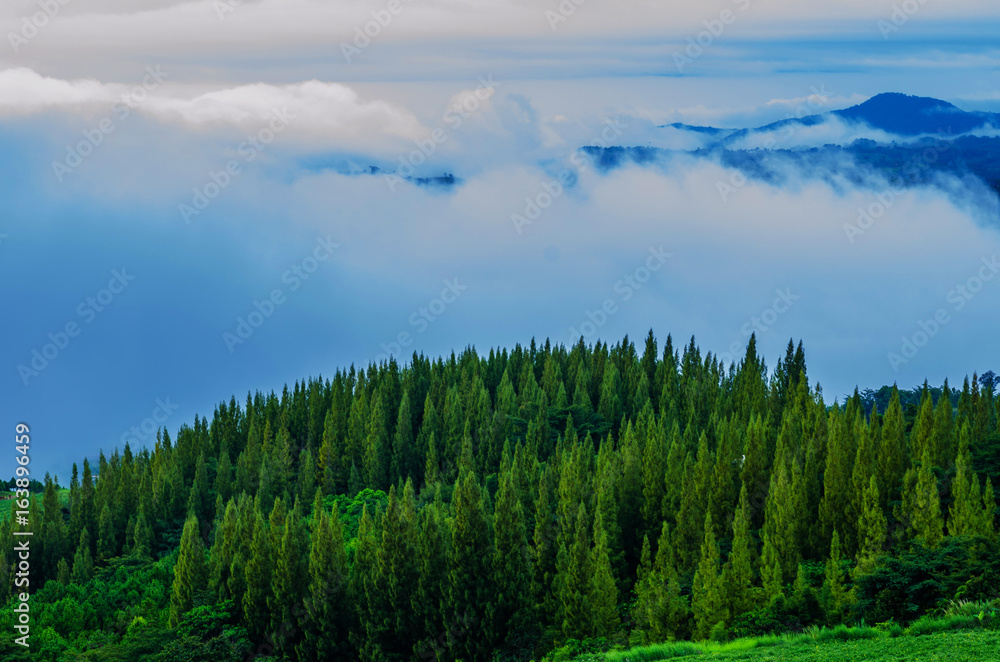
[589,508,620,637]
[632,523,687,644]
[447,470,493,660]
[854,476,886,579]
[900,447,944,547]
[169,515,207,627]
[489,469,532,649]
[243,506,274,640]
[298,494,352,662]
[691,512,727,640]
[822,530,847,624]
[271,497,309,654]
[725,484,756,617]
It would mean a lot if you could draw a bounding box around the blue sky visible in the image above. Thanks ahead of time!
[3,1,1000,480]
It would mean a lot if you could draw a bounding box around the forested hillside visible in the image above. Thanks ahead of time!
[1,332,998,661]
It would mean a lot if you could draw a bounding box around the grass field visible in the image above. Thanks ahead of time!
[693,630,1000,661]
[569,627,1000,662]
[0,488,68,522]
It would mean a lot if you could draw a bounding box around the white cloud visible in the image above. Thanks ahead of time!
[0,67,426,150]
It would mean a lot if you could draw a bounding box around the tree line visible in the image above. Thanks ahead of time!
[1,332,997,661]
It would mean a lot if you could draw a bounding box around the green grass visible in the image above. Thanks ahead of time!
[0,488,68,521]
[567,623,1000,662]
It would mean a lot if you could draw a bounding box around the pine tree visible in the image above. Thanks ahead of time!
[691,512,727,640]
[375,482,421,660]
[738,414,769,529]
[531,468,558,625]
[296,448,317,507]
[725,484,756,617]
[589,508,620,637]
[215,449,234,504]
[318,396,346,495]
[556,503,592,642]
[641,416,668,543]
[489,469,532,648]
[97,503,115,562]
[931,382,956,469]
[877,388,906,510]
[186,452,210,523]
[71,530,94,584]
[169,515,207,627]
[822,530,847,624]
[902,448,944,547]
[235,421,264,496]
[632,522,687,644]
[131,510,154,559]
[364,393,390,490]
[297,495,352,662]
[413,490,449,661]
[631,535,656,645]
[422,430,442,490]
[819,409,854,557]
[80,459,97,548]
[981,479,997,539]
[673,432,713,571]
[390,391,415,484]
[227,494,254,611]
[948,424,994,538]
[56,557,70,585]
[760,459,802,591]
[243,507,274,640]
[910,390,935,466]
[708,417,741,541]
[270,497,309,653]
[352,503,382,661]
[849,413,877,555]
[210,499,238,601]
[854,476,886,579]
[662,421,686,522]
[447,470,493,660]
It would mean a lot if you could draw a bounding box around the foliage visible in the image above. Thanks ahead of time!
[0,331,997,661]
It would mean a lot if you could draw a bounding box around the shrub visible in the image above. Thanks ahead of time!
[854,536,1000,625]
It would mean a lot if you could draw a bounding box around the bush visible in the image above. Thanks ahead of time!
[907,614,979,636]
[729,595,806,639]
[545,637,613,662]
[854,536,1000,625]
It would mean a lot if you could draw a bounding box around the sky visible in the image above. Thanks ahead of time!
[3,0,1000,481]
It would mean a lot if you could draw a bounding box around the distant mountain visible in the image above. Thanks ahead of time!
[663,122,733,136]
[675,93,1000,147]
[831,92,1000,136]
[317,94,1000,202]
